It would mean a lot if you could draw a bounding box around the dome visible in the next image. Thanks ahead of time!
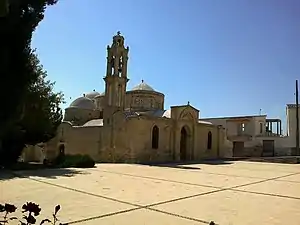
[95,92,105,98]
[69,97,96,110]
[131,80,155,92]
[84,90,100,99]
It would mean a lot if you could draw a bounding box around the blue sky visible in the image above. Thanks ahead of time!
[32,0,299,127]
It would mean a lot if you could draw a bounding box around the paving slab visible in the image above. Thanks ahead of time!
[152,190,300,225]
[1,177,134,224]
[14,169,218,206]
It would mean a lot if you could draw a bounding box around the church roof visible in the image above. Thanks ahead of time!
[131,80,155,92]
[68,97,96,110]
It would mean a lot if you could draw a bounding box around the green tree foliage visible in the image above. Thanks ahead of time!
[20,52,64,145]
[0,0,62,167]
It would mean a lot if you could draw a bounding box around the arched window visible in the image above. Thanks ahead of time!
[207,131,212,150]
[152,125,159,149]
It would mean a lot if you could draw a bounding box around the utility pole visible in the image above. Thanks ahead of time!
[296,80,299,155]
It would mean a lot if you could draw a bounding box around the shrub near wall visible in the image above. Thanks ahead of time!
[54,154,95,168]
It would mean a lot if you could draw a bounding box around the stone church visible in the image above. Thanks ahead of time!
[42,32,230,163]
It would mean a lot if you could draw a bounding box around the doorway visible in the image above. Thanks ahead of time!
[233,141,244,157]
[180,127,188,161]
[262,140,274,157]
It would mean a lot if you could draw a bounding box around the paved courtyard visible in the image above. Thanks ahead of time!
[1,161,300,225]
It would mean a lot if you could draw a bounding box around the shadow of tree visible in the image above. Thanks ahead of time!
[0,168,90,181]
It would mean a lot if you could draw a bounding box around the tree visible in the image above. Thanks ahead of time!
[0,0,58,132]
[0,51,64,166]
[0,0,9,17]
[0,0,61,166]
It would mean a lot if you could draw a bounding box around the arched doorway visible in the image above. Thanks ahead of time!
[58,144,65,156]
[180,127,189,161]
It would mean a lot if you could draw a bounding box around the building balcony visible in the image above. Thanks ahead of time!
[255,132,282,138]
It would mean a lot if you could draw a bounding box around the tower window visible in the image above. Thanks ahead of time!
[260,123,263,133]
[207,131,212,150]
[152,125,159,149]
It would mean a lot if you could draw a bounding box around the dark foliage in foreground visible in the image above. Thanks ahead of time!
[0,202,63,225]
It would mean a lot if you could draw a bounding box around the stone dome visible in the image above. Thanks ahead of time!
[69,97,96,110]
[131,80,155,92]
[84,90,100,99]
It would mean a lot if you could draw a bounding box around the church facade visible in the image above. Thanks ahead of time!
[43,32,230,163]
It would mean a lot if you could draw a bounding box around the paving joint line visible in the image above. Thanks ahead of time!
[230,189,300,201]
[99,169,300,200]
[64,207,141,225]
[100,169,265,182]
[99,169,224,189]
[228,172,300,189]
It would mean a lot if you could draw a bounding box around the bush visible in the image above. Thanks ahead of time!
[54,154,95,168]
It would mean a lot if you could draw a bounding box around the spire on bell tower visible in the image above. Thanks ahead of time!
[106,31,129,78]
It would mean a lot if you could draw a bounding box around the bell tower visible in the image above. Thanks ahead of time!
[103,32,129,125]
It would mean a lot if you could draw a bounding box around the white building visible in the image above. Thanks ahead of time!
[200,104,299,157]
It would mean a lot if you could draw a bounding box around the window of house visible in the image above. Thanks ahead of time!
[207,131,212,150]
[152,125,159,149]
[241,123,245,132]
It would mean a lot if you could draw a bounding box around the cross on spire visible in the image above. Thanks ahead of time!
[117,31,121,35]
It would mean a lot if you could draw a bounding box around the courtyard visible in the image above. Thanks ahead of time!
[1,161,300,225]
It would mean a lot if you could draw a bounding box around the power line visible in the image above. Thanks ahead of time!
[296,80,299,155]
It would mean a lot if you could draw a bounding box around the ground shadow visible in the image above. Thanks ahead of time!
[149,164,201,170]
[142,159,233,169]
[198,159,233,165]
[0,167,90,181]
